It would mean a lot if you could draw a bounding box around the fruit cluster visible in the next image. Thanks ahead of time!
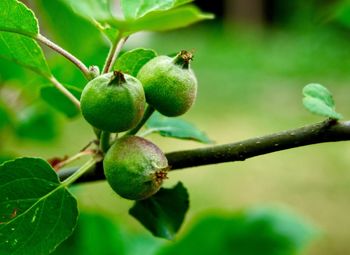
[80,51,198,200]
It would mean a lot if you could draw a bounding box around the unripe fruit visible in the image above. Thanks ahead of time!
[103,136,168,200]
[80,71,145,132]
[137,50,197,117]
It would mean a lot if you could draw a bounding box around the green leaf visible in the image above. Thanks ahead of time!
[0,0,38,36]
[158,207,317,255]
[52,212,126,255]
[129,182,189,240]
[0,0,51,77]
[114,6,214,34]
[54,211,165,255]
[0,58,27,82]
[302,83,343,119]
[333,1,350,27]
[0,157,78,255]
[59,0,212,39]
[59,0,114,21]
[303,97,343,120]
[303,83,335,107]
[41,86,82,118]
[36,0,108,66]
[15,104,59,141]
[0,154,15,165]
[114,48,157,77]
[0,102,12,130]
[58,0,118,41]
[146,112,212,144]
[0,33,51,78]
[121,0,193,20]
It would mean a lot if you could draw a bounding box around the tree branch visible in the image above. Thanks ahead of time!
[59,119,350,183]
[166,119,348,169]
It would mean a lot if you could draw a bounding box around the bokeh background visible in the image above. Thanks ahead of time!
[2,0,350,254]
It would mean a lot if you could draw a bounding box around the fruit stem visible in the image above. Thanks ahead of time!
[61,158,96,186]
[100,131,112,153]
[125,105,156,136]
[173,50,193,69]
[93,128,102,139]
[102,33,129,73]
[36,34,91,80]
[109,71,126,86]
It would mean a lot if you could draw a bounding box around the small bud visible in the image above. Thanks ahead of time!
[88,65,100,79]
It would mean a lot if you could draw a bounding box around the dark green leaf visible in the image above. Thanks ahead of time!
[0,102,12,130]
[41,85,82,118]
[0,157,78,255]
[114,48,157,77]
[121,0,193,20]
[52,212,126,255]
[15,104,59,141]
[333,1,350,27]
[158,207,317,255]
[54,211,165,255]
[146,112,212,144]
[302,83,342,119]
[129,182,189,240]
[0,0,51,77]
[114,6,214,34]
[0,154,15,164]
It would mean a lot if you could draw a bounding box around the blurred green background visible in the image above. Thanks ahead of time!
[2,0,350,254]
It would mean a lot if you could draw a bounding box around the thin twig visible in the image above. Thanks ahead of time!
[36,34,91,79]
[48,76,81,109]
[102,34,128,73]
[80,140,99,152]
[125,106,155,136]
[61,159,97,187]
[59,119,350,183]
[55,150,96,170]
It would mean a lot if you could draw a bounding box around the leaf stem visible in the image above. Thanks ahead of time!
[100,131,112,153]
[61,158,96,186]
[125,105,156,136]
[36,34,91,80]
[54,150,96,170]
[102,34,128,73]
[48,76,81,109]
